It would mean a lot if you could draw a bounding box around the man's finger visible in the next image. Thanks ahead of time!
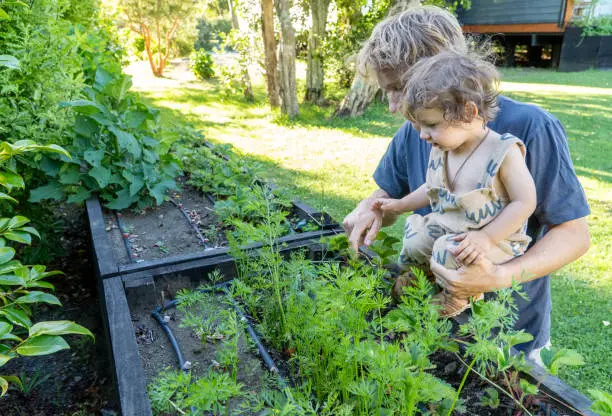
[364,215,381,246]
[453,233,467,241]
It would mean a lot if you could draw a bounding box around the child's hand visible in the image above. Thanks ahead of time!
[371,198,403,215]
[452,231,495,266]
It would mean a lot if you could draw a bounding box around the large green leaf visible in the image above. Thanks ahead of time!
[84,149,105,167]
[0,192,17,204]
[29,321,93,339]
[0,376,8,397]
[0,321,12,338]
[124,111,148,129]
[28,182,64,203]
[0,308,31,328]
[74,115,99,137]
[0,55,19,69]
[58,165,82,185]
[16,335,69,356]
[0,274,25,286]
[15,292,61,306]
[108,126,141,158]
[0,354,12,367]
[0,247,15,264]
[7,216,29,229]
[89,166,110,188]
[67,187,91,204]
[59,100,103,115]
[105,188,139,210]
[3,231,31,245]
[1,376,21,396]
[149,179,177,205]
[0,169,24,190]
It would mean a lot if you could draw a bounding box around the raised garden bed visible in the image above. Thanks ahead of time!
[87,183,341,280]
[99,243,596,416]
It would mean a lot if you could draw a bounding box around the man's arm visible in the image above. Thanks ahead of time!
[431,217,590,298]
[343,188,400,251]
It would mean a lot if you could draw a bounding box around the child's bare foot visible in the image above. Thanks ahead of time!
[432,291,484,318]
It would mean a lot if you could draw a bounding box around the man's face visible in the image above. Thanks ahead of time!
[375,67,406,114]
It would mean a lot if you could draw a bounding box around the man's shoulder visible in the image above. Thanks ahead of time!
[493,96,560,136]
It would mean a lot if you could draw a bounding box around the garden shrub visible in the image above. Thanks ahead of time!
[32,66,181,209]
[191,49,215,80]
[575,15,612,36]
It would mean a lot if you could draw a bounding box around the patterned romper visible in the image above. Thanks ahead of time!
[398,133,532,273]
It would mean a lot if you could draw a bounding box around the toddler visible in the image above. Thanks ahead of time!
[373,51,536,317]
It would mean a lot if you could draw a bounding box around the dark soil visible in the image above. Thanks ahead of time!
[429,350,574,415]
[1,204,116,415]
[104,184,220,265]
[126,274,270,415]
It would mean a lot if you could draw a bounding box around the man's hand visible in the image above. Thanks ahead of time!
[452,231,495,266]
[372,198,404,216]
[343,189,396,252]
[430,256,508,298]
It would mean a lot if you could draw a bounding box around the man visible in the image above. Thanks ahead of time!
[343,6,590,359]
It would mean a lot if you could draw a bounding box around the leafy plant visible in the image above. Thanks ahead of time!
[0,140,93,396]
[539,347,585,376]
[368,229,400,266]
[32,67,181,209]
[191,48,215,80]
[479,387,500,409]
[589,389,612,416]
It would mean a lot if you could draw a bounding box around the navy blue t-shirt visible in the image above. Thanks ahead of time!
[374,95,590,352]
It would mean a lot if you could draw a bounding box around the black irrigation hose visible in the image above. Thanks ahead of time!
[151,279,289,399]
[168,197,211,249]
[115,213,137,263]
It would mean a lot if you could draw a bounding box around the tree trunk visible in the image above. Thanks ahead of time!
[261,0,280,107]
[334,0,420,117]
[228,0,254,101]
[334,75,380,117]
[275,0,299,118]
[305,0,330,104]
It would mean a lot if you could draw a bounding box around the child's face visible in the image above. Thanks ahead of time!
[412,108,474,151]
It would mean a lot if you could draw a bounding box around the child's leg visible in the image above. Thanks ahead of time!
[393,215,444,301]
[430,236,516,317]
[430,234,484,317]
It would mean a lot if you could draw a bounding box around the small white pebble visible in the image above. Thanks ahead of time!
[163,315,171,323]
[211,360,220,368]
[604,321,610,327]
[182,361,192,370]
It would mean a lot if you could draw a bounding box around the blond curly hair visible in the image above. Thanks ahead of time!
[357,6,467,75]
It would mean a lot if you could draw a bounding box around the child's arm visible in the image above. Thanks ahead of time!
[371,184,430,216]
[454,144,537,266]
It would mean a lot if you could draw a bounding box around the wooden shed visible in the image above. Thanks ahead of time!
[457,0,612,70]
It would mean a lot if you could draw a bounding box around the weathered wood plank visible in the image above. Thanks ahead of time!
[103,277,152,416]
[86,197,119,279]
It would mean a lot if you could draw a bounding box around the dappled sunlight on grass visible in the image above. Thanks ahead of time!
[501,81,612,96]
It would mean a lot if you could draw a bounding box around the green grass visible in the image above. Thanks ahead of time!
[135,64,611,394]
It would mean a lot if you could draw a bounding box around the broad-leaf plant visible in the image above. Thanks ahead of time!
[0,138,93,396]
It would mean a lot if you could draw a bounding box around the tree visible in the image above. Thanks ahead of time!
[227,0,254,101]
[275,0,299,117]
[304,0,331,104]
[335,0,470,117]
[260,0,280,107]
[123,0,200,77]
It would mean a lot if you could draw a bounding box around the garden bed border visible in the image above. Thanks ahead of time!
[86,196,342,281]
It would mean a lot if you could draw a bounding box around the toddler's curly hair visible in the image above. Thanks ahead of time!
[402,51,500,124]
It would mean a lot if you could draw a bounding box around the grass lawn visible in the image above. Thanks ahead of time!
[129,61,611,394]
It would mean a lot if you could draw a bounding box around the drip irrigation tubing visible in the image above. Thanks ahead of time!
[151,279,289,403]
[115,213,137,264]
[168,197,211,249]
